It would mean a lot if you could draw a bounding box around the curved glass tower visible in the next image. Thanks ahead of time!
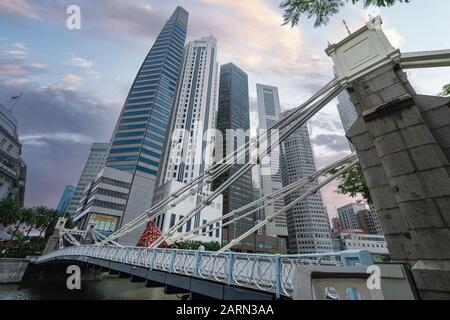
[107,7,189,176]
[74,7,189,246]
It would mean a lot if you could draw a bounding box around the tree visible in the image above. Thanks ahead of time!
[331,163,372,204]
[0,197,20,228]
[10,207,34,240]
[441,84,450,96]
[280,0,410,27]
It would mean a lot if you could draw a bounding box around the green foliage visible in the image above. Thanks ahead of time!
[440,84,450,96]
[0,197,20,227]
[175,241,221,252]
[0,199,73,258]
[331,163,372,203]
[280,0,410,27]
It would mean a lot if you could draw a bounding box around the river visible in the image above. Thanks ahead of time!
[0,275,180,300]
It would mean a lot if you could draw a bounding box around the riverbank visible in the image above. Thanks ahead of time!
[0,258,29,284]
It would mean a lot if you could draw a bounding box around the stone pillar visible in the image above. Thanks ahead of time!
[42,218,66,255]
[346,62,450,299]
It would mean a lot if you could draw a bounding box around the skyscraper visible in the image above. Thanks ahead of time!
[0,103,26,207]
[337,90,358,134]
[74,7,189,245]
[337,202,367,231]
[280,111,333,254]
[213,63,254,251]
[66,142,109,215]
[56,185,76,213]
[160,35,219,188]
[256,84,287,238]
[154,35,223,244]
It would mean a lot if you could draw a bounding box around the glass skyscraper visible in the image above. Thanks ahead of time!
[74,7,189,245]
[213,63,255,252]
[106,7,189,177]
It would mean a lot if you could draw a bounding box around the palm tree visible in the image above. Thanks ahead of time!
[0,197,20,228]
[10,207,34,240]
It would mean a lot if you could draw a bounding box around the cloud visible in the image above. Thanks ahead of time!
[0,81,118,208]
[0,64,27,76]
[63,73,83,84]
[0,0,41,19]
[69,56,94,69]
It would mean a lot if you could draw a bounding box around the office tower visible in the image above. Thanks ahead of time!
[337,202,367,231]
[256,84,287,238]
[368,203,384,235]
[280,111,333,254]
[212,63,255,251]
[66,143,109,216]
[74,7,189,245]
[160,35,219,188]
[0,103,26,206]
[154,35,222,244]
[337,89,358,134]
[56,185,76,213]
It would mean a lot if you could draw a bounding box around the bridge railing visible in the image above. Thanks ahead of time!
[35,246,372,299]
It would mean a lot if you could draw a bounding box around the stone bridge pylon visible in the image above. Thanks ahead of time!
[326,16,450,299]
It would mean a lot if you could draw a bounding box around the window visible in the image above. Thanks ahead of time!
[170,214,176,228]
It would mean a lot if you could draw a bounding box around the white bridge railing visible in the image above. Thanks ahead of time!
[36,246,373,299]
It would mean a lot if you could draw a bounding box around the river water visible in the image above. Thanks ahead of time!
[0,276,180,300]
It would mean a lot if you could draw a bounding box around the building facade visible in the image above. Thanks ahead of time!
[256,84,287,238]
[212,63,255,252]
[56,185,75,213]
[0,103,26,207]
[337,89,359,134]
[66,143,109,216]
[331,231,390,261]
[337,202,367,231]
[280,111,333,254]
[75,7,189,245]
[155,35,222,243]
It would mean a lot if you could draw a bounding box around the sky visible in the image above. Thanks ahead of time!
[0,0,449,218]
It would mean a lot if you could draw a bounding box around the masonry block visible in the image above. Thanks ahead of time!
[414,95,450,113]
[392,105,425,130]
[398,199,445,229]
[365,117,398,139]
[373,131,406,157]
[379,82,409,104]
[383,233,416,262]
[360,70,400,95]
[363,165,391,188]
[376,207,410,235]
[411,260,450,298]
[390,173,428,202]
[431,126,450,149]
[434,197,450,227]
[417,168,450,198]
[412,228,450,260]
[380,152,416,178]
[400,124,438,149]
[350,132,374,152]
[371,184,399,210]
[357,148,382,170]
[409,144,448,171]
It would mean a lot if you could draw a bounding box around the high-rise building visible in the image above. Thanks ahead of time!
[212,63,255,252]
[160,35,219,188]
[66,142,109,216]
[74,7,189,245]
[337,202,367,231]
[56,185,76,213]
[256,84,287,238]
[0,103,26,207]
[331,217,342,232]
[280,111,333,254]
[154,35,222,244]
[336,89,358,134]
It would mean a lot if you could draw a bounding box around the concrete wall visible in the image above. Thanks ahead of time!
[0,259,29,284]
[346,62,450,299]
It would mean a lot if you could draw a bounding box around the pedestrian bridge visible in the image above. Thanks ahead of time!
[32,246,376,300]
